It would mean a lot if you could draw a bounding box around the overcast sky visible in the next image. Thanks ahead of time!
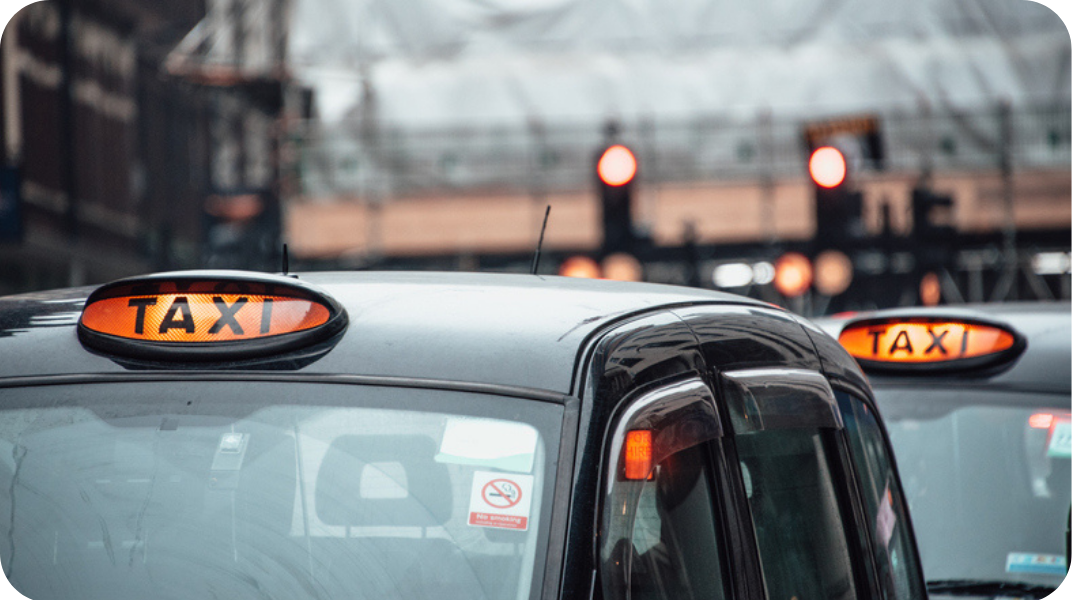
[288,0,1070,125]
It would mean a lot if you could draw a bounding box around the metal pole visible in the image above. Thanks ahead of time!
[640,114,658,234]
[993,100,1018,301]
[58,0,83,286]
[759,108,776,244]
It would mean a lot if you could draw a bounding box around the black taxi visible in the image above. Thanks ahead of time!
[0,270,926,600]
[817,303,1071,599]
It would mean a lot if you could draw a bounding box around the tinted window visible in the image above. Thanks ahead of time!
[0,382,562,600]
[836,391,925,600]
[602,443,727,600]
[737,428,859,600]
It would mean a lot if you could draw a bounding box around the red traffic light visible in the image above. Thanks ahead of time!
[598,145,637,186]
[808,146,847,188]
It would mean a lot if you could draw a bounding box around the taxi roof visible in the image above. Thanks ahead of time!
[816,302,1071,395]
[0,271,768,396]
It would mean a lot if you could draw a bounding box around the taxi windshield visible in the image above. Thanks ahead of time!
[0,381,563,600]
[874,387,1070,590]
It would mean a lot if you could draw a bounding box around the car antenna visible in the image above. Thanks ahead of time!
[281,243,290,276]
[530,205,551,275]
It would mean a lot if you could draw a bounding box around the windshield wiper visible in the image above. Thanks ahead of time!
[927,579,1057,598]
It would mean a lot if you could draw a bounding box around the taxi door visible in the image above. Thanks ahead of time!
[588,307,925,600]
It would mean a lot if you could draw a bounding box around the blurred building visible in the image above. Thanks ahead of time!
[0,0,299,295]
[0,0,202,293]
[285,102,1071,310]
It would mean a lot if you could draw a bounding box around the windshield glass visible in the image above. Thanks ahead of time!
[874,387,1070,590]
[0,381,563,600]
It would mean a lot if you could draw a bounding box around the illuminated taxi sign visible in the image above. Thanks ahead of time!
[78,272,347,360]
[838,317,1024,372]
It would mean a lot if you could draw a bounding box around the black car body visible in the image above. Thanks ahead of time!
[0,270,926,600]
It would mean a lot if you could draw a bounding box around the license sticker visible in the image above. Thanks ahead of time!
[1047,420,1071,458]
[468,471,533,531]
[436,418,537,473]
[1006,553,1066,575]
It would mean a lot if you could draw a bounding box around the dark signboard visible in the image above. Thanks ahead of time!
[803,115,885,170]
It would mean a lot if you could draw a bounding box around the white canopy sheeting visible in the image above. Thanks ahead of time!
[289,0,1070,125]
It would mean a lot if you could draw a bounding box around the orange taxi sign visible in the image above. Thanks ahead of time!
[838,317,1023,371]
[78,272,347,360]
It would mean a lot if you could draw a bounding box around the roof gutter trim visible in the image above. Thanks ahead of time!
[0,372,568,403]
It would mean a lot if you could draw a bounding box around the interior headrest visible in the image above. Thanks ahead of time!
[315,435,452,527]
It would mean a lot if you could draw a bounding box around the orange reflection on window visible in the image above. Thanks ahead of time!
[838,320,1016,364]
[1028,413,1055,429]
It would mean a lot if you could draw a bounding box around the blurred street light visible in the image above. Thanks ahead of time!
[814,250,854,296]
[602,252,643,281]
[920,271,941,306]
[774,252,813,297]
[560,255,601,279]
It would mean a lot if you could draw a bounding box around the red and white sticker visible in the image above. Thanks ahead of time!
[468,471,534,531]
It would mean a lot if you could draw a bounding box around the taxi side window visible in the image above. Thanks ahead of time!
[604,444,727,600]
[722,369,862,600]
[737,428,859,600]
[600,378,729,600]
[835,391,925,600]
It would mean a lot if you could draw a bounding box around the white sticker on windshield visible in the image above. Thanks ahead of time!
[1006,553,1066,575]
[468,471,534,531]
[1047,420,1071,458]
[436,418,537,473]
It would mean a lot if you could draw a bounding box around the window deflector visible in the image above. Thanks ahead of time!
[600,377,724,598]
[604,378,724,485]
[721,368,843,433]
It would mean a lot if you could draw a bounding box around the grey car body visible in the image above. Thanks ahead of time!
[817,302,1071,598]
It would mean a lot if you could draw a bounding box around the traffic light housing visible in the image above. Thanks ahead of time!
[809,146,863,244]
[597,144,637,254]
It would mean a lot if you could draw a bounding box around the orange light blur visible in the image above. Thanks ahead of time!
[919,272,941,306]
[559,256,601,279]
[1029,413,1055,429]
[204,193,264,222]
[598,145,638,186]
[624,430,654,480]
[814,250,853,296]
[82,293,330,343]
[774,252,813,297]
[602,253,643,282]
[809,146,847,188]
[838,320,1017,365]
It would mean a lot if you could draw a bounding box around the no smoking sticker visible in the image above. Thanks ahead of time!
[468,471,534,531]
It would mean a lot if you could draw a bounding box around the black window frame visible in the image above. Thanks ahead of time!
[717,368,881,600]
